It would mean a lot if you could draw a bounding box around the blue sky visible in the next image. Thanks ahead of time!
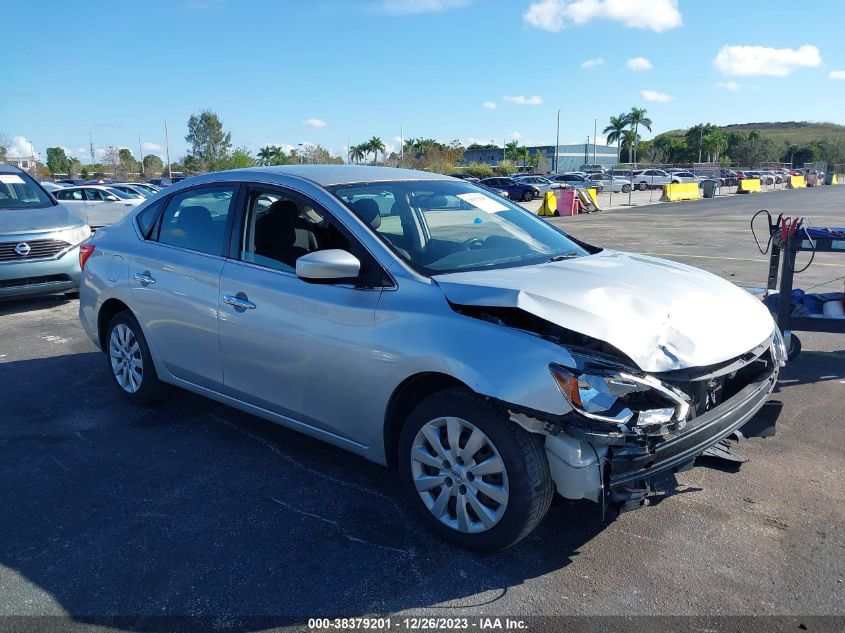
[3,0,844,163]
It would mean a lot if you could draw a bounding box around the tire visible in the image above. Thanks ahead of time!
[64,291,80,299]
[105,311,167,404]
[398,388,554,551]
[637,182,648,191]
[786,334,801,361]
[621,184,631,194]
[522,190,534,202]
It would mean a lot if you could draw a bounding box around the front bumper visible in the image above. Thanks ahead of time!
[0,246,81,299]
[608,364,778,494]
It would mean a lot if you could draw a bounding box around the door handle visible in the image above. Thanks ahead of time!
[223,294,256,310]
[132,272,156,285]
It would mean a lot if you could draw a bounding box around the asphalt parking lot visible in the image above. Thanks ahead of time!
[0,186,843,629]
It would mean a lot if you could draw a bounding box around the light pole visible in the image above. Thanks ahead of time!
[593,118,597,166]
[554,109,561,174]
[298,143,304,164]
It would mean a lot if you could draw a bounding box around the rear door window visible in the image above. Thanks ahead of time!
[157,186,235,255]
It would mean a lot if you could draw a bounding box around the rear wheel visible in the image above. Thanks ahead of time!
[637,182,648,191]
[522,190,534,202]
[105,311,167,404]
[398,388,554,551]
[621,184,631,193]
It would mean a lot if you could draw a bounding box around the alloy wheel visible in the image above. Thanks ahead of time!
[109,323,143,393]
[410,416,509,533]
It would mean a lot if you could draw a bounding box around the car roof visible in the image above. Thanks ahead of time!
[0,164,26,175]
[225,165,454,187]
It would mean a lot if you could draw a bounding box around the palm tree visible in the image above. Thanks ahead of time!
[627,107,652,164]
[349,144,365,164]
[368,136,385,164]
[504,140,520,162]
[622,129,639,164]
[257,145,274,166]
[516,146,530,169]
[603,113,628,164]
[702,129,728,163]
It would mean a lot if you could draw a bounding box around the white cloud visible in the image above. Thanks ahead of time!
[503,95,543,106]
[641,89,674,102]
[483,101,497,109]
[380,0,470,15]
[581,57,604,69]
[717,81,743,91]
[302,118,327,128]
[6,136,34,158]
[510,131,523,140]
[141,141,162,152]
[829,70,845,80]
[524,0,682,33]
[626,56,653,71]
[714,44,821,77]
[393,136,404,145]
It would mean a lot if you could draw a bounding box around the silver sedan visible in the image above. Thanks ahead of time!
[79,166,784,550]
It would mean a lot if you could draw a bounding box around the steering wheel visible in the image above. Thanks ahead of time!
[459,237,486,251]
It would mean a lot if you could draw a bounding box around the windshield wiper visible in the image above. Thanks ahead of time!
[546,252,580,262]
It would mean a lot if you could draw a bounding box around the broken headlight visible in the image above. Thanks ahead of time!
[550,359,690,435]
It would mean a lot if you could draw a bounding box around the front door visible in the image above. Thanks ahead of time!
[218,186,385,444]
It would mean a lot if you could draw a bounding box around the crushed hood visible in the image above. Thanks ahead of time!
[434,250,775,373]
[0,204,85,235]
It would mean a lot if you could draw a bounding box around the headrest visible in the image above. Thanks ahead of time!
[350,198,381,230]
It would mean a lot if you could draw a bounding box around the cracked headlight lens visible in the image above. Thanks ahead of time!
[550,362,690,433]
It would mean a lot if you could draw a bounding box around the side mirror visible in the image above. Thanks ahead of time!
[105,195,119,201]
[296,249,360,283]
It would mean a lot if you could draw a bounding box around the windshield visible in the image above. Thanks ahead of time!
[104,187,135,199]
[0,172,54,209]
[329,180,589,276]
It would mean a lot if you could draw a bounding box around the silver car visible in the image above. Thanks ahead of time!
[1,165,91,299]
[79,166,785,550]
[54,185,143,228]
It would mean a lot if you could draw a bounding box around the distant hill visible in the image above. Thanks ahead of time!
[718,122,845,145]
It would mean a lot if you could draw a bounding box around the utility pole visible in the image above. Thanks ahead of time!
[164,120,172,179]
[138,135,144,179]
[89,133,95,164]
[555,109,561,174]
[593,118,597,166]
[400,124,404,164]
[698,125,703,164]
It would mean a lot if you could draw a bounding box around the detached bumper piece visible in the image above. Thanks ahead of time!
[607,368,779,510]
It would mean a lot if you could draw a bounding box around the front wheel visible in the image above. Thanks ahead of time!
[637,182,648,191]
[398,389,554,551]
[621,184,631,193]
[522,190,534,202]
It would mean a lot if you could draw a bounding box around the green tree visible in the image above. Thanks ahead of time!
[504,140,520,161]
[80,166,90,179]
[68,158,82,178]
[143,154,164,176]
[732,131,778,168]
[367,136,385,164]
[626,107,652,164]
[185,110,232,172]
[621,129,640,164]
[349,144,366,164]
[226,147,255,169]
[45,147,70,175]
[603,113,628,163]
[702,129,728,163]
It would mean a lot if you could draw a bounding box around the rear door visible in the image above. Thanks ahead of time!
[128,184,237,390]
[55,188,88,223]
[83,188,125,227]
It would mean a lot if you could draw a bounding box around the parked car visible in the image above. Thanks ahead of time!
[58,178,85,186]
[78,165,786,551]
[146,178,172,187]
[588,173,632,193]
[548,173,605,192]
[478,177,540,202]
[668,171,699,185]
[633,169,673,190]
[0,165,90,299]
[127,183,161,196]
[449,173,480,183]
[579,164,606,174]
[513,174,556,195]
[53,185,143,228]
[476,183,509,199]
[111,184,154,199]
[40,181,67,192]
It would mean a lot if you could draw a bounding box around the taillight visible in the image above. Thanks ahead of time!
[79,244,95,270]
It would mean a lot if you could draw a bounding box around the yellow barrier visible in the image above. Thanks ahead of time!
[737,178,761,193]
[787,175,806,189]
[660,182,701,202]
[537,191,557,216]
[586,188,597,205]
[831,174,839,185]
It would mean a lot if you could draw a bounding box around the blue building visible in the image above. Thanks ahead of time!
[462,143,618,173]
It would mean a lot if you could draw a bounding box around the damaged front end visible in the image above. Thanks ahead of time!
[512,323,786,512]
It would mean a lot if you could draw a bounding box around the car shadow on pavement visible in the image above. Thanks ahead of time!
[0,352,607,630]
[0,294,75,317]
[776,348,845,387]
